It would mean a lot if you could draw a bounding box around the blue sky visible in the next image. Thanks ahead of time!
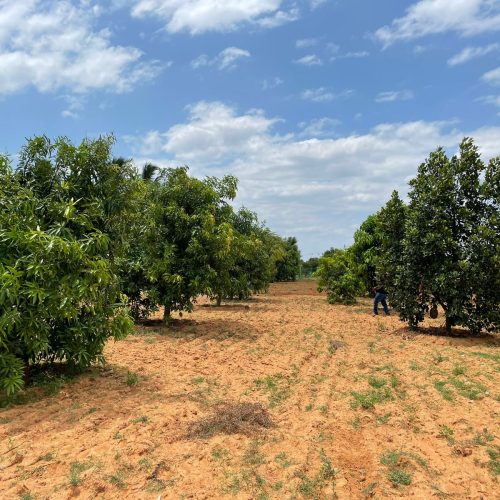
[1,0,500,258]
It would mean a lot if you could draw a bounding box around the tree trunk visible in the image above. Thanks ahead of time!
[163,305,171,323]
[216,295,222,307]
[445,316,454,335]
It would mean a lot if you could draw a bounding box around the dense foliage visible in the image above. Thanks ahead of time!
[319,138,500,335]
[0,137,135,395]
[275,237,301,281]
[0,136,299,394]
[315,250,363,304]
[391,139,500,333]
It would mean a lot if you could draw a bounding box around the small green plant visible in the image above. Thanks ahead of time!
[433,353,448,364]
[368,376,387,389]
[409,361,422,371]
[305,403,313,412]
[20,493,35,500]
[433,381,454,402]
[439,425,455,445]
[40,452,55,461]
[275,452,293,468]
[69,461,92,487]
[487,447,500,476]
[254,373,295,407]
[125,371,139,387]
[387,469,411,486]
[113,432,123,440]
[351,387,393,410]
[109,470,127,489]
[452,364,466,376]
[211,447,230,462]
[376,412,392,425]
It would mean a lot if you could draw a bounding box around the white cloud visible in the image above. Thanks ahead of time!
[191,47,251,71]
[376,90,414,103]
[375,0,500,47]
[477,94,500,108]
[256,7,299,28]
[331,50,370,61]
[448,43,500,65]
[310,0,328,9]
[296,38,319,48]
[0,0,163,96]
[301,88,353,102]
[127,101,500,254]
[294,54,323,66]
[262,77,284,90]
[482,66,500,85]
[298,117,340,138]
[131,0,290,34]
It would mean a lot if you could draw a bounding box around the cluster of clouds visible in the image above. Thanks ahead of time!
[127,101,500,253]
[293,39,369,66]
[373,0,500,112]
[0,0,163,96]
[191,47,251,71]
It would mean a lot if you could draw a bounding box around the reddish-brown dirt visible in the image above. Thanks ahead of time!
[1,281,499,499]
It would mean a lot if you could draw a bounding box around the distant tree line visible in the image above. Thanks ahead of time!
[315,138,500,335]
[0,135,301,395]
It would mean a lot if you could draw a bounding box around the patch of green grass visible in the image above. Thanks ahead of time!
[487,447,500,476]
[254,373,297,408]
[297,449,336,499]
[274,452,293,469]
[376,412,392,425]
[242,440,265,467]
[39,452,55,461]
[472,430,495,446]
[108,470,127,489]
[433,381,454,402]
[305,403,313,412]
[387,469,412,486]
[125,371,139,387]
[439,425,455,445]
[138,458,153,472]
[20,493,35,500]
[351,387,393,410]
[433,353,448,364]
[452,364,466,376]
[192,376,205,385]
[368,376,387,389]
[447,376,487,400]
[69,461,92,487]
[351,416,361,429]
[113,432,123,440]
[146,479,167,492]
[131,416,150,424]
[470,351,500,363]
[409,361,422,371]
[211,447,230,462]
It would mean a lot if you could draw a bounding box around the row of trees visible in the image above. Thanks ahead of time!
[316,138,500,335]
[0,135,301,395]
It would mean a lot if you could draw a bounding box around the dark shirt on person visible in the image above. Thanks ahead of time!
[375,286,387,295]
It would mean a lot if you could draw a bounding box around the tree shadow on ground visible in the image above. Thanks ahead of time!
[392,326,500,347]
[135,317,260,343]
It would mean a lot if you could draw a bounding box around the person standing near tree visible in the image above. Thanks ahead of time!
[373,285,390,316]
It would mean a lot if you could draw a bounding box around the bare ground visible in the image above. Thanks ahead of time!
[1,281,499,499]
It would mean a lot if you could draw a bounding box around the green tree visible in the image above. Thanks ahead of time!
[275,237,301,281]
[350,215,383,294]
[391,139,500,334]
[315,250,363,304]
[375,191,408,293]
[0,137,135,395]
[124,167,238,320]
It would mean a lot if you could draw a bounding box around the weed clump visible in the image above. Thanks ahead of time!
[186,401,274,439]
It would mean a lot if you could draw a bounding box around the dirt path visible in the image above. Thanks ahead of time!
[1,281,499,499]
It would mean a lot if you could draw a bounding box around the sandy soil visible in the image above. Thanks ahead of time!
[1,281,499,499]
